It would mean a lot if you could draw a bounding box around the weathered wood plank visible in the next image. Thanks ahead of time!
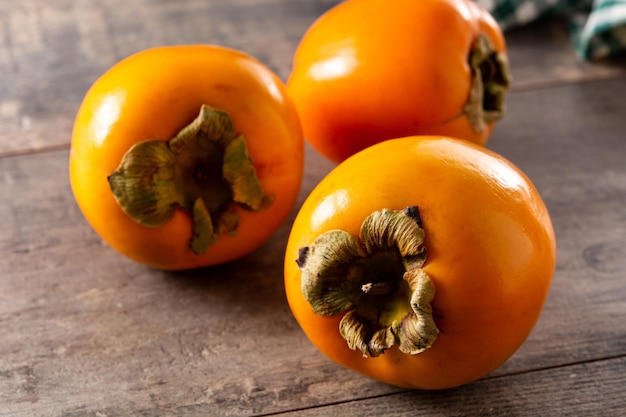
[1,74,625,415]
[276,357,626,417]
[486,76,626,376]
[0,147,387,417]
[1,0,626,158]
[1,1,625,415]
[0,0,340,157]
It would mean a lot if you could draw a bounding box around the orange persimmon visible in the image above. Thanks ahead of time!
[287,0,511,163]
[284,136,556,389]
[70,45,304,270]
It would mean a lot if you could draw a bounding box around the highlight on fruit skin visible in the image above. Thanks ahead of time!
[287,0,511,163]
[284,136,556,389]
[69,44,304,270]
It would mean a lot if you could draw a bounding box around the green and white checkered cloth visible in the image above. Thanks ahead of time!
[476,0,626,60]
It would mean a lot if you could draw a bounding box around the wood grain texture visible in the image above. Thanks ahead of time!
[486,77,626,376]
[277,357,626,417]
[1,0,625,157]
[0,0,340,157]
[1,1,625,416]
[1,78,625,416]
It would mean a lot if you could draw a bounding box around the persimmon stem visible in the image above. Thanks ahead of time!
[108,104,273,255]
[297,206,439,358]
[465,33,511,132]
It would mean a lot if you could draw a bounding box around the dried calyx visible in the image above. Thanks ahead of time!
[297,206,439,357]
[108,104,273,255]
[464,33,512,133]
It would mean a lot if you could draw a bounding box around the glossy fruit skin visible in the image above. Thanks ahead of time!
[70,45,304,270]
[284,137,556,389]
[287,0,507,163]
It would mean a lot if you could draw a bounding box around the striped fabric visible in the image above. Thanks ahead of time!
[577,0,626,59]
[476,0,626,60]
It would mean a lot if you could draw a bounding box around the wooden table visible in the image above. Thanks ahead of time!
[1,1,625,415]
